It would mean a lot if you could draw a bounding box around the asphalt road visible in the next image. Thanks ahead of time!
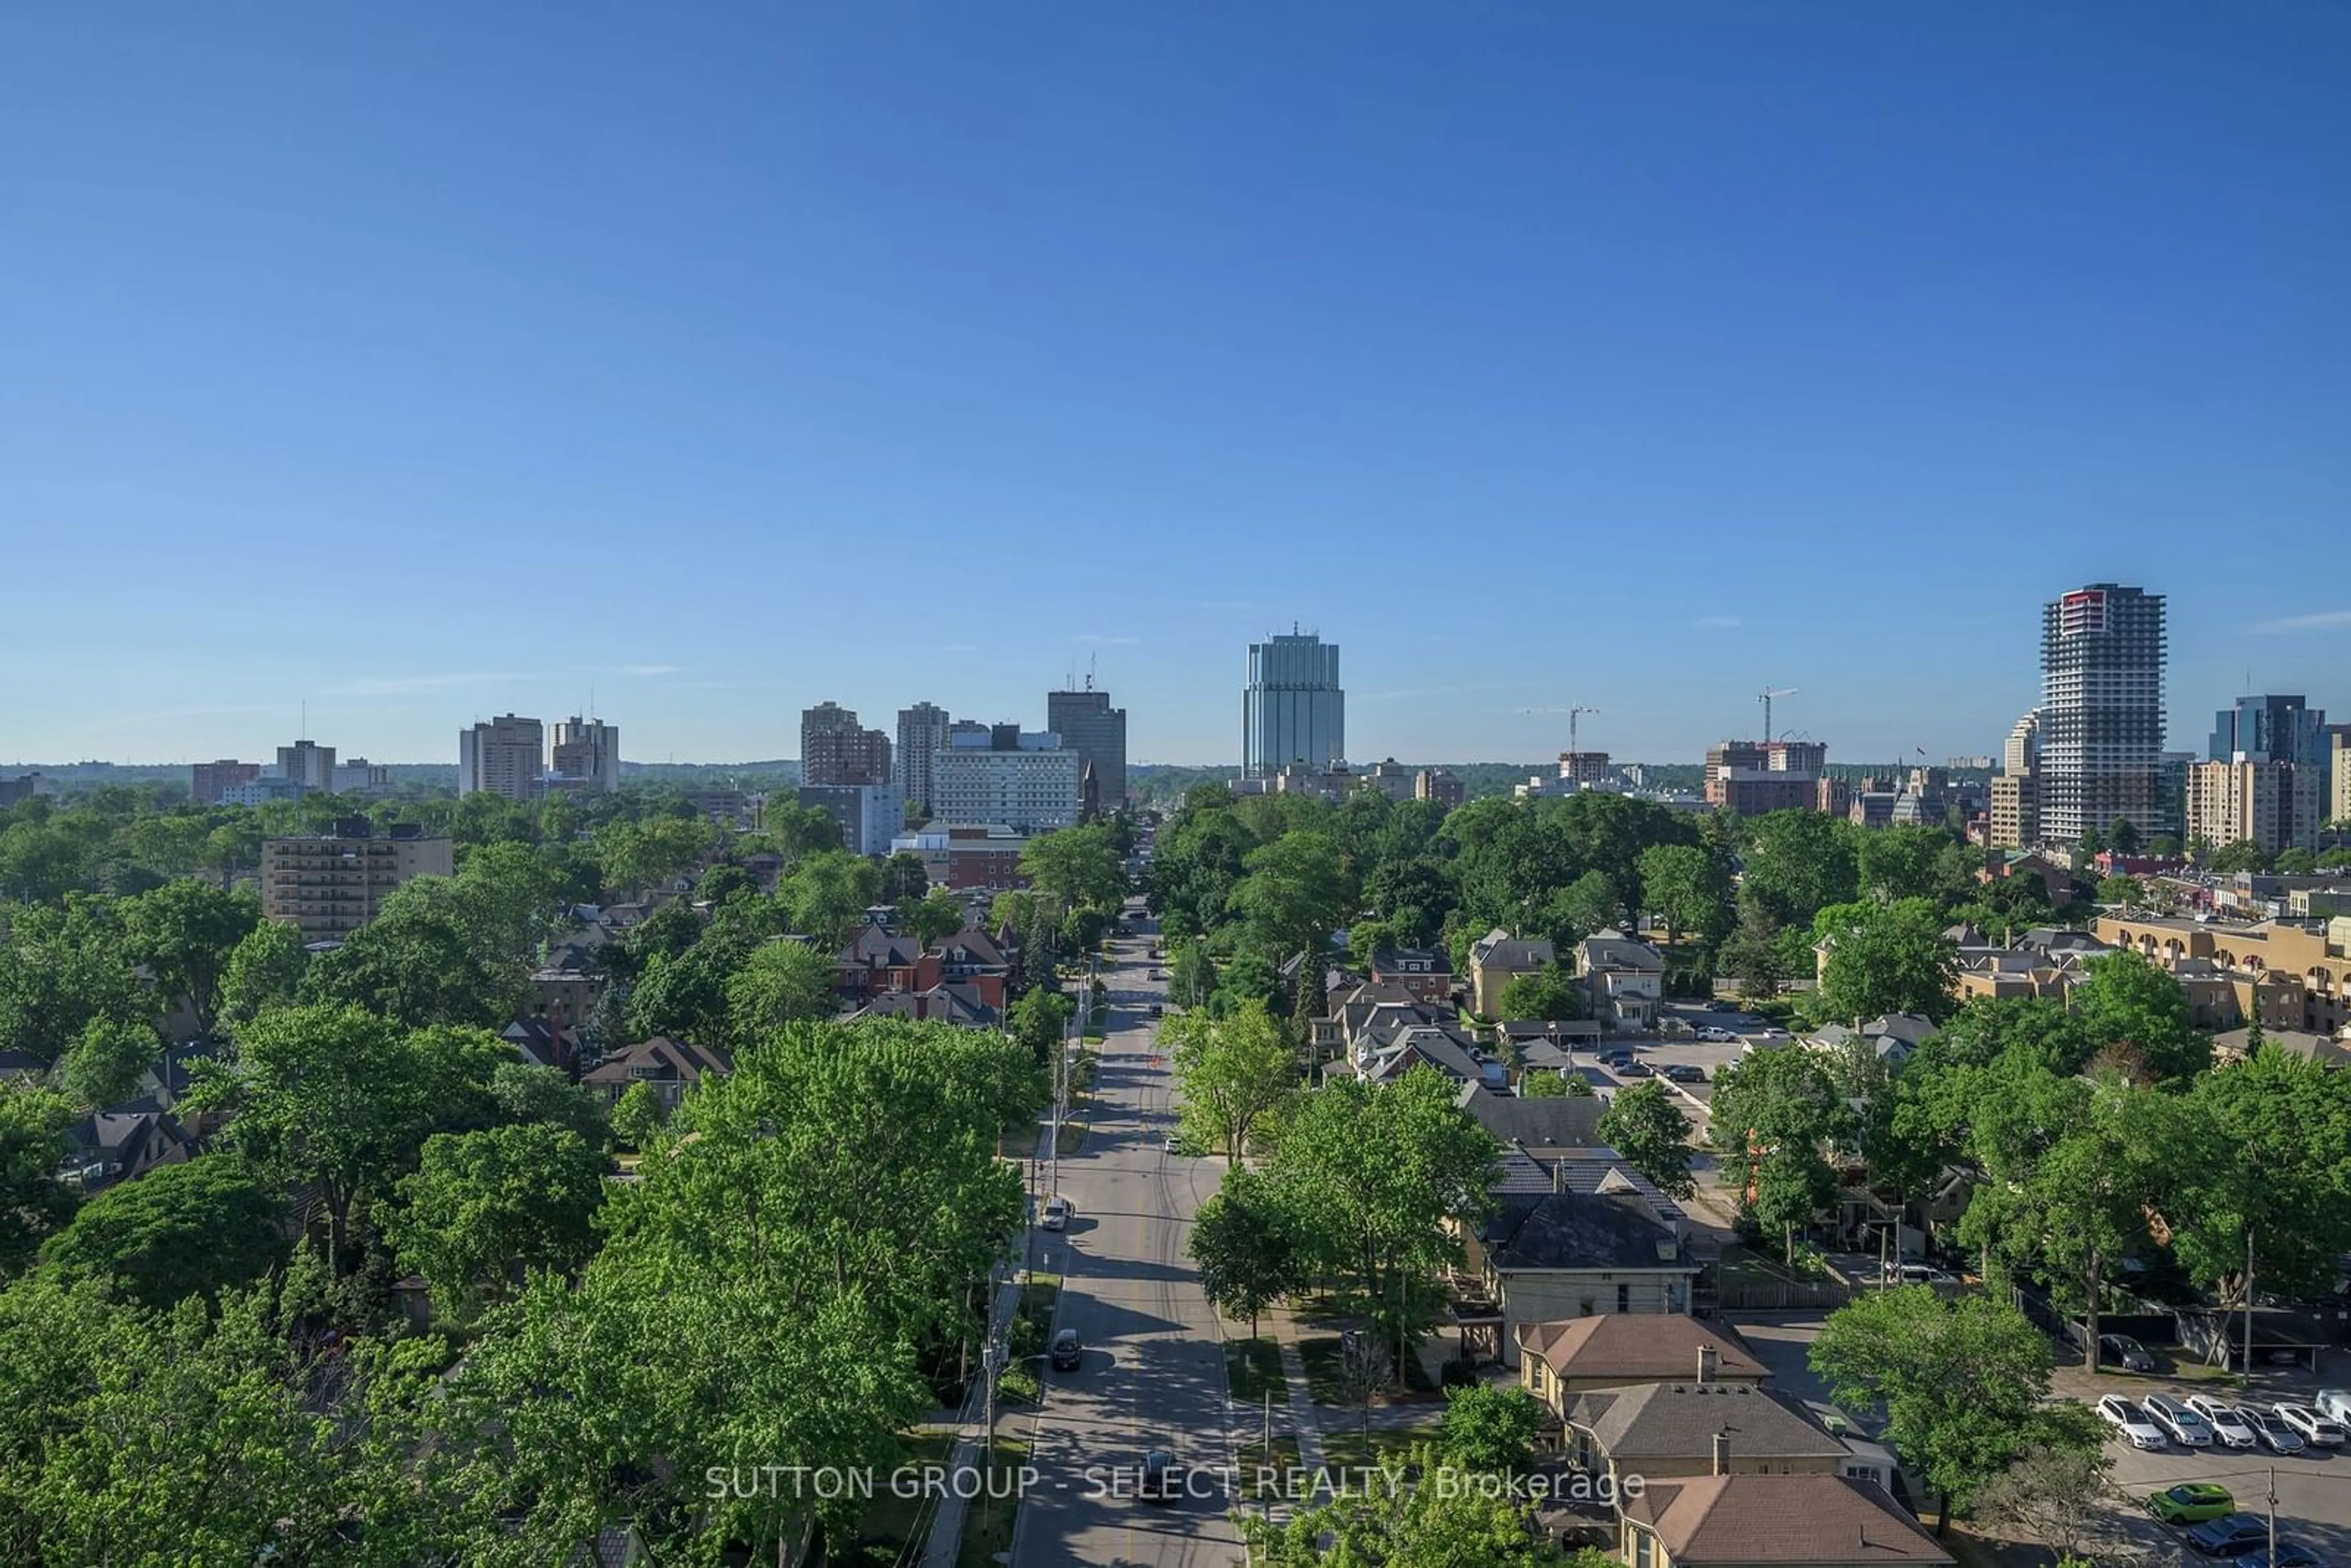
[1009,922,1245,1568]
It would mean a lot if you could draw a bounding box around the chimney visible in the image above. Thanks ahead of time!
[1712,1430,1730,1476]
[1553,1156,1564,1195]
[1697,1346,1719,1385]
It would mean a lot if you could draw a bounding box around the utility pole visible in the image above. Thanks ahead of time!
[2266,1465,2278,1564]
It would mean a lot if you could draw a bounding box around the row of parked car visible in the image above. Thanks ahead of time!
[2098,1390,2351,1454]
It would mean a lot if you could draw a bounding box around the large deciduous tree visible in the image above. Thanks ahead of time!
[1596,1079,1697,1200]
[1811,1287,2100,1531]
[1811,896,1959,1025]
[388,1122,607,1324]
[724,938,839,1045]
[38,1153,286,1308]
[1226,830,1350,964]
[1270,1068,1499,1375]
[1019,824,1127,913]
[1708,1047,1845,1261]
[118,879,261,1036]
[2071,950,2208,1081]
[1168,999,1297,1160]
[1190,1166,1306,1340]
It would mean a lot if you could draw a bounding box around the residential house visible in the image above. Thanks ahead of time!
[1577,929,1664,1030]
[1368,946,1453,1004]
[1565,1382,1850,1485]
[1490,1145,1686,1230]
[58,1107,201,1195]
[1981,849,2074,907]
[1354,1022,1504,1090]
[1463,1189,1699,1362]
[1468,928,1557,1017]
[580,1037,732,1112]
[1618,1472,1951,1568]
[1455,1083,1605,1151]
[1802,1014,1938,1068]
[836,927,941,1007]
[1515,1315,1768,1409]
[932,926,1013,1011]
[2213,1027,2351,1069]
[857,985,1002,1030]
[530,966,602,1032]
[503,1019,584,1074]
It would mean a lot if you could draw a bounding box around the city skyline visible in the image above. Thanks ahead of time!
[5,7,2350,766]
[4,593,2346,771]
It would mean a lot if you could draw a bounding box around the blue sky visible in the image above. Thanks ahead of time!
[3,4,2347,768]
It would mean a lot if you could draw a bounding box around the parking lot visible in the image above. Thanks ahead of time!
[1729,1313,2351,1563]
[2062,1359,2351,1564]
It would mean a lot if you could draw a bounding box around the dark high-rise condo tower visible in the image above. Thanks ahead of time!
[801,702,892,787]
[1243,629,1344,778]
[2038,583,2166,847]
[1046,685,1127,809]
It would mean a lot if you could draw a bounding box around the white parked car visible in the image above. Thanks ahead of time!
[2315,1389,2351,1427]
[2274,1403,2347,1447]
[2186,1396,2257,1449]
[2097,1395,2167,1451]
[2143,1394,2212,1447]
[1696,1026,1738,1043]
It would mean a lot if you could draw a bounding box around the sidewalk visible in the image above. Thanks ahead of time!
[919,1120,1057,1568]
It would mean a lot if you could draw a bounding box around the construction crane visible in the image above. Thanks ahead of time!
[1525,705,1600,756]
[1758,686,1798,742]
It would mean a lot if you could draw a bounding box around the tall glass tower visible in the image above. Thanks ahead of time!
[2038,584,2165,845]
[1243,629,1344,778]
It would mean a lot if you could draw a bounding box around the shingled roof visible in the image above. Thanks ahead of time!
[1622,1473,1951,1566]
[1480,1190,1691,1272]
[1515,1314,1768,1384]
[1569,1382,1848,1463]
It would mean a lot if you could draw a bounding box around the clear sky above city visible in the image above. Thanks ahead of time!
[4,4,2347,768]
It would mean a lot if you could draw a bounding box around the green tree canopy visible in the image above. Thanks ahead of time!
[1270,1068,1499,1373]
[1168,997,1297,1160]
[388,1122,607,1325]
[1190,1165,1307,1340]
[1810,896,1959,1025]
[724,937,840,1046]
[1495,961,1583,1023]
[39,1153,286,1308]
[1810,1287,2101,1528]
[1596,1079,1697,1200]
[118,879,261,1035]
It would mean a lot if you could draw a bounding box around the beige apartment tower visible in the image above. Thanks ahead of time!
[459,714,546,800]
[263,825,454,943]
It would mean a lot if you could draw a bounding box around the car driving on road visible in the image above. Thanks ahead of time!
[1040,1196,1070,1231]
[1695,1026,1737,1043]
[1138,1450,1184,1503]
[1663,1063,1707,1083]
[2097,1395,2167,1450]
[1051,1329,1082,1371]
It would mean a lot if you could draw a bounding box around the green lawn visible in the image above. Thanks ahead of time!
[1297,1336,1346,1405]
[954,1436,1030,1568]
[1232,1436,1303,1499]
[1226,1337,1286,1403]
[1319,1426,1430,1472]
